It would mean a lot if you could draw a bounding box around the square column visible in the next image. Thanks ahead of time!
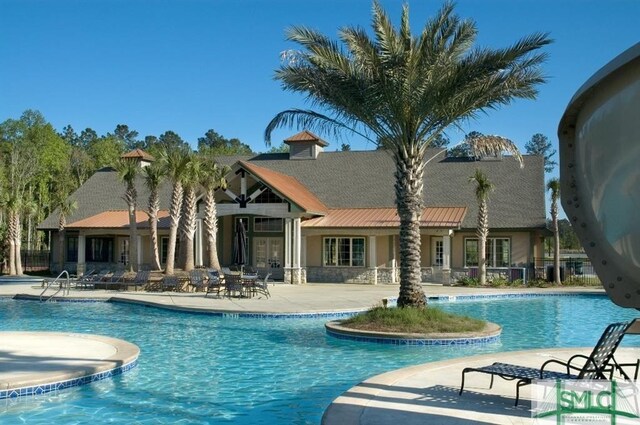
[137,235,143,270]
[77,232,86,275]
[368,235,377,285]
[442,231,452,284]
[442,234,451,271]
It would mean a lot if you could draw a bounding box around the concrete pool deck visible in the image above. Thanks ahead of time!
[322,347,640,425]
[1,281,636,423]
[0,281,606,315]
[0,332,139,398]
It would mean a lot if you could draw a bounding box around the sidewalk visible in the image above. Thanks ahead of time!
[0,282,605,314]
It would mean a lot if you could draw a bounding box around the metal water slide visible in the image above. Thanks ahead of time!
[558,42,640,308]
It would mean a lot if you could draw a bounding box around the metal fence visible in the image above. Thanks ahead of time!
[532,257,600,285]
[20,250,50,272]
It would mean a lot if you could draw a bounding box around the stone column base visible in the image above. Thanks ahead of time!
[284,267,307,284]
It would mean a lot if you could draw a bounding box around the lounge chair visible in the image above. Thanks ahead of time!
[107,270,126,290]
[79,269,110,289]
[73,269,96,289]
[125,270,150,291]
[160,275,179,292]
[189,269,207,292]
[459,320,634,405]
[205,270,223,298]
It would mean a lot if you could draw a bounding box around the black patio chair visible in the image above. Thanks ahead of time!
[224,274,244,298]
[253,273,271,299]
[205,270,223,298]
[459,320,634,405]
[189,269,207,292]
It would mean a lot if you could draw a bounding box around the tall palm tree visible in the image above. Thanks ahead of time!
[200,158,230,271]
[57,197,78,273]
[142,162,164,271]
[265,2,544,307]
[116,158,139,272]
[160,147,191,275]
[6,198,18,276]
[547,178,561,285]
[469,169,493,286]
[179,154,202,272]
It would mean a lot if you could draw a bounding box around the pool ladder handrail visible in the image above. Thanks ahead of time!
[40,270,71,302]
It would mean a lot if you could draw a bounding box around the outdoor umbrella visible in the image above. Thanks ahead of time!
[233,221,247,267]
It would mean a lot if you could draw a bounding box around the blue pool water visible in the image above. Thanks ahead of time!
[0,295,637,424]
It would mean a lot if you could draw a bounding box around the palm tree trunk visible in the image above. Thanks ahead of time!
[551,199,561,285]
[8,210,16,276]
[165,182,183,275]
[477,199,489,286]
[204,189,221,271]
[14,213,23,275]
[180,186,197,272]
[394,151,426,308]
[125,186,138,272]
[148,190,161,271]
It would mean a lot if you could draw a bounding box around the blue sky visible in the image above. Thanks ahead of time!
[1,0,638,162]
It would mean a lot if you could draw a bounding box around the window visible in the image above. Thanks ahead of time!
[464,237,511,268]
[254,217,283,232]
[323,237,365,267]
[253,188,284,204]
[66,236,78,262]
[86,237,114,262]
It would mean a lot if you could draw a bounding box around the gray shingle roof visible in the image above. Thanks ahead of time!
[39,167,174,230]
[40,149,547,231]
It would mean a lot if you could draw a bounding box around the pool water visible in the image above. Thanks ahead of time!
[0,295,637,424]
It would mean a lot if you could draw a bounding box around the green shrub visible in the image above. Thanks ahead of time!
[457,276,479,286]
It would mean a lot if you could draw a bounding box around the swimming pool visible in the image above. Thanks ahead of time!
[0,295,637,424]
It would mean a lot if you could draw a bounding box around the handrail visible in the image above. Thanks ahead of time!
[40,270,71,302]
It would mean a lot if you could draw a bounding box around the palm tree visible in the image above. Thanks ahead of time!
[265,2,546,307]
[160,147,190,275]
[142,162,164,271]
[57,197,78,273]
[179,154,202,272]
[200,158,230,271]
[116,158,139,272]
[469,169,494,286]
[547,178,561,285]
[6,198,18,275]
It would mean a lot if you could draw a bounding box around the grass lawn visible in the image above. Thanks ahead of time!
[340,306,486,334]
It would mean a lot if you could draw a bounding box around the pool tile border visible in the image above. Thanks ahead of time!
[0,359,138,400]
[325,327,501,345]
[7,290,606,319]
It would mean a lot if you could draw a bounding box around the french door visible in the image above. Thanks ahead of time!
[254,237,283,269]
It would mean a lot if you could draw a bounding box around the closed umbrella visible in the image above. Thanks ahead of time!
[233,221,247,267]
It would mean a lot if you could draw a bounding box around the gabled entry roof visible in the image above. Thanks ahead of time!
[236,160,328,216]
[301,207,467,228]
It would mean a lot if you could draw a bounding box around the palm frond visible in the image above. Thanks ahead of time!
[466,135,524,167]
[264,109,374,145]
